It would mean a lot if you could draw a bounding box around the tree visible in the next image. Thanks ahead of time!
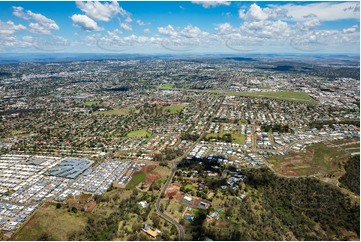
[151,213,160,227]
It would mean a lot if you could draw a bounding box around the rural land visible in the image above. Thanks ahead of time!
[0,53,359,241]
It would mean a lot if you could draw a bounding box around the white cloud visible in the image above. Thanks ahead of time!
[192,1,230,8]
[12,6,59,34]
[298,14,320,30]
[239,3,288,21]
[71,14,103,31]
[239,19,291,39]
[136,19,147,26]
[107,29,122,36]
[0,20,26,35]
[236,4,291,40]
[143,28,151,34]
[222,12,233,18]
[76,1,123,22]
[12,6,29,20]
[0,34,33,50]
[281,2,360,21]
[215,22,235,35]
[158,24,209,39]
[343,25,358,34]
[158,25,178,36]
[120,22,132,31]
[28,23,51,35]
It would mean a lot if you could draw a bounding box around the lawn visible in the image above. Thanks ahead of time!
[267,141,352,176]
[126,129,152,138]
[185,184,197,192]
[153,166,171,178]
[208,90,316,105]
[13,204,87,241]
[82,101,98,107]
[158,83,175,90]
[95,107,130,116]
[164,104,186,114]
[125,173,146,189]
[206,131,246,144]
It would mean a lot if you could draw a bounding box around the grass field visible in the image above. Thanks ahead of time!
[162,199,185,223]
[208,90,316,105]
[125,173,146,189]
[158,83,175,90]
[95,107,130,116]
[13,204,87,241]
[185,184,197,192]
[206,131,246,144]
[153,166,171,178]
[126,129,152,138]
[164,104,186,114]
[267,141,352,176]
[82,101,98,107]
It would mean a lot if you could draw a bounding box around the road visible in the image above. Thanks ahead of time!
[155,97,224,241]
[155,162,185,240]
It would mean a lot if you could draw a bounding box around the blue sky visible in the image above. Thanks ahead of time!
[0,1,359,53]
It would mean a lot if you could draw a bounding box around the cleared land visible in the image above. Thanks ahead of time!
[267,140,357,177]
[126,129,152,138]
[94,107,130,116]
[164,104,186,114]
[13,204,87,241]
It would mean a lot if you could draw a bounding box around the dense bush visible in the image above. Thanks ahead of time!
[339,155,360,195]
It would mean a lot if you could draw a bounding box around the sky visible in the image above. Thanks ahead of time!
[0,1,359,54]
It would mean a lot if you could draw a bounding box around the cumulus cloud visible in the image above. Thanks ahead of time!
[281,2,360,21]
[12,6,59,34]
[192,1,231,8]
[120,22,132,31]
[71,14,103,31]
[158,24,210,39]
[94,29,163,52]
[143,28,151,34]
[239,3,288,21]
[215,22,235,35]
[136,19,150,26]
[0,20,26,35]
[136,20,145,26]
[76,1,125,22]
[343,25,358,34]
[295,14,321,32]
[158,25,177,36]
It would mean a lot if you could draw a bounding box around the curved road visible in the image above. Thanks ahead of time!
[155,97,223,241]
[155,161,185,240]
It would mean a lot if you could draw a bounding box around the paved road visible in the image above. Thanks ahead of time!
[155,162,185,240]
